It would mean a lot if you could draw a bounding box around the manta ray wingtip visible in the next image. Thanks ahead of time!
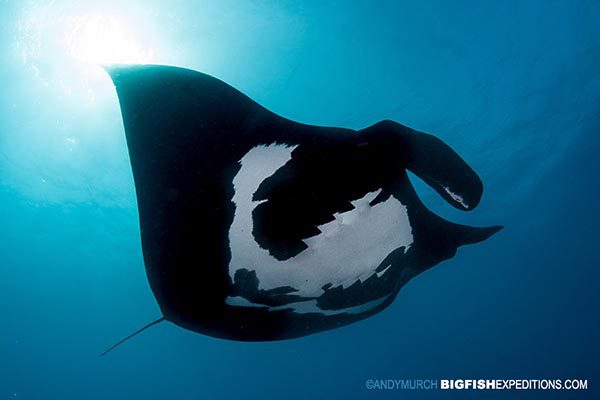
[101,63,123,74]
[465,225,504,245]
[101,64,126,85]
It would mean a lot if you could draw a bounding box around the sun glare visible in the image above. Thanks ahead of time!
[16,4,161,102]
[64,13,153,66]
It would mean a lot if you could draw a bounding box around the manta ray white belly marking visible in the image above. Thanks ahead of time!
[227,144,414,313]
[225,295,389,315]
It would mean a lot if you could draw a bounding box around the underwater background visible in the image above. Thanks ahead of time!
[1,0,599,399]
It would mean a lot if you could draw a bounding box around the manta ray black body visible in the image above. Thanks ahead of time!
[103,64,501,352]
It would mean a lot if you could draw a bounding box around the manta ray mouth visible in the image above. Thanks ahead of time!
[256,196,360,259]
[299,189,387,249]
[252,187,398,261]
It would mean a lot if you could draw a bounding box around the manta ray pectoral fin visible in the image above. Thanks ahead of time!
[362,120,483,211]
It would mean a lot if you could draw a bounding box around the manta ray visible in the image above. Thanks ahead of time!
[101,65,501,355]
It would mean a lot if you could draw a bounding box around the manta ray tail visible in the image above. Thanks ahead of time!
[100,316,166,357]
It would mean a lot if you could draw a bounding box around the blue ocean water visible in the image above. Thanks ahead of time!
[1,0,599,399]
